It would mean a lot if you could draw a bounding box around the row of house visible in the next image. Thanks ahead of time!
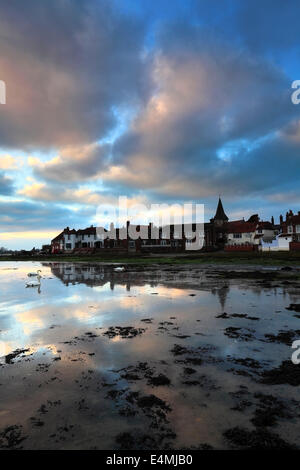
[260,210,300,252]
[50,199,300,254]
[51,222,189,254]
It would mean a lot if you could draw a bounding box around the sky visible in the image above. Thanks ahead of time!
[0,0,300,249]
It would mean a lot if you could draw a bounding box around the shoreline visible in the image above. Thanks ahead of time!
[1,251,300,266]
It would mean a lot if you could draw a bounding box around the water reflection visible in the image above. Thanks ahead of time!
[47,263,107,286]
[0,261,300,450]
[211,284,229,310]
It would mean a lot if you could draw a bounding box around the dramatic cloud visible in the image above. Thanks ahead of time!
[30,143,111,183]
[0,0,300,248]
[18,181,114,206]
[108,24,298,197]
[0,0,150,149]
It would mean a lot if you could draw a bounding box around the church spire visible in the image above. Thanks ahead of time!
[214,197,228,222]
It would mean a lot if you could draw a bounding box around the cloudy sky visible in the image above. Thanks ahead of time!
[0,0,299,249]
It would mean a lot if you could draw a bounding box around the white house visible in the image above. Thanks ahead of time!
[226,221,257,246]
[261,233,293,251]
[51,226,105,253]
[63,228,77,251]
[226,220,275,247]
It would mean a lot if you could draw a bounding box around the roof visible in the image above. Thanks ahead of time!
[213,198,228,221]
[63,227,76,234]
[227,221,257,234]
[227,219,274,234]
[51,232,64,243]
[257,221,274,230]
[227,219,244,226]
[77,226,97,235]
[247,214,259,223]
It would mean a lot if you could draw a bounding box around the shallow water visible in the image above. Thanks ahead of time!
[1,261,300,449]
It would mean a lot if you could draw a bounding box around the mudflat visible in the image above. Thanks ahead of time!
[0,261,300,450]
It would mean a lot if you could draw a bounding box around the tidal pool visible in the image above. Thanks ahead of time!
[0,261,300,449]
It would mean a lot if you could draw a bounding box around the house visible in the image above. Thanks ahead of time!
[51,231,65,254]
[282,210,300,239]
[51,226,104,253]
[254,221,276,247]
[258,211,300,251]
[63,228,77,251]
[226,216,275,251]
[261,233,292,252]
[279,210,300,251]
[50,199,299,254]
[226,220,257,250]
[104,222,187,253]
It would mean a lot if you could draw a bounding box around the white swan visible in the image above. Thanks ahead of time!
[114,266,125,272]
[27,269,42,277]
[26,274,41,287]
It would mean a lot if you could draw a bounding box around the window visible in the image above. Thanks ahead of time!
[129,241,135,248]
[66,243,71,249]
[288,225,293,233]
[233,233,242,238]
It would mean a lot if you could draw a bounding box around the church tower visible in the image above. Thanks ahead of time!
[212,197,228,226]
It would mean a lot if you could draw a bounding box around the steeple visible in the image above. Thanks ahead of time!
[213,197,228,222]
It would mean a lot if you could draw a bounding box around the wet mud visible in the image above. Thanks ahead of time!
[1,261,300,449]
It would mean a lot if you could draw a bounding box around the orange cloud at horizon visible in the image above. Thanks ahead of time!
[0,230,58,241]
